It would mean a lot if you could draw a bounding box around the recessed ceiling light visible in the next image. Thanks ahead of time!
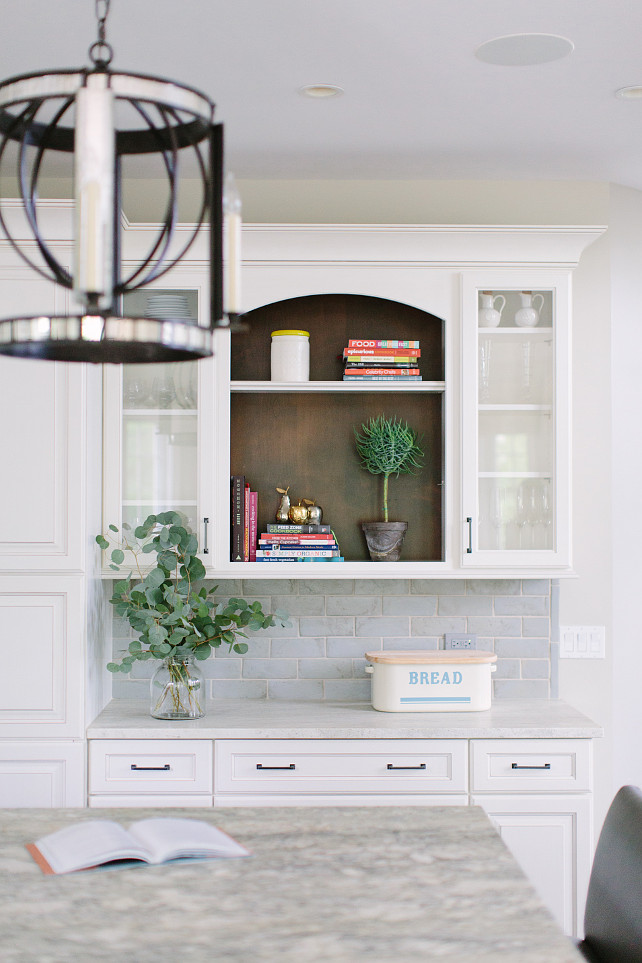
[475,33,574,66]
[616,86,642,99]
[298,84,344,99]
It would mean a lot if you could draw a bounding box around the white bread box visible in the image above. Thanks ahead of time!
[365,649,498,712]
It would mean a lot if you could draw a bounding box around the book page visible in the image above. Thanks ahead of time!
[32,820,151,874]
[128,818,250,864]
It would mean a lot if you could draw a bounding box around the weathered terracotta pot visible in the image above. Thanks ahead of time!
[362,521,408,562]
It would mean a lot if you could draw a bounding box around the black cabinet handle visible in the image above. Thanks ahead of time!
[511,762,551,770]
[256,763,296,770]
[202,517,209,554]
[466,516,473,553]
[131,764,171,771]
[387,763,427,770]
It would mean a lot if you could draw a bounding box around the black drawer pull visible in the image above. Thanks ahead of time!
[511,762,551,770]
[387,763,427,771]
[256,763,296,771]
[131,764,171,771]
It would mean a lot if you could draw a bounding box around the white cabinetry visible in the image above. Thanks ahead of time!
[103,223,602,577]
[0,204,107,807]
[101,268,216,559]
[86,731,593,936]
[214,738,468,806]
[470,738,593,937]
[461,275,571,570]
[88,739,212,807]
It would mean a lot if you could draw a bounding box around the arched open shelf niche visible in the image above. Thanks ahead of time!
[230,293,445,563]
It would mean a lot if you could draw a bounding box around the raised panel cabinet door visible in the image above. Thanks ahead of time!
[0,269,85,569]
[0,742,85,807]
[472,793,592,939]
[0,576,85,737]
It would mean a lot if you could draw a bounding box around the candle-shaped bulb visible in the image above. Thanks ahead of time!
[223,172,242,315]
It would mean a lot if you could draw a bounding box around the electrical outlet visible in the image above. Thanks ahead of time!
[444,633,477,650]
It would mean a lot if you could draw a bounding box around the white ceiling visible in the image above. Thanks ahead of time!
[3,0,642,187]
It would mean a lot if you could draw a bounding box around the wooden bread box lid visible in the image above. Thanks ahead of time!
[365,649,497,665]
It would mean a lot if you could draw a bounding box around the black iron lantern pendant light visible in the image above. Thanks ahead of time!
[0,0,238,363]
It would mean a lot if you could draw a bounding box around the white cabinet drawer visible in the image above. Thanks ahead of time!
[89,740,212,795]
[470,739,592,793]
[215,739,468,795]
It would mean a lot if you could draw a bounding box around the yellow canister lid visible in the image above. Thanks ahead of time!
[271,329,310,338]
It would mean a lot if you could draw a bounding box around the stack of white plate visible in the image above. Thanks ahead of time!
[145,294,193,322]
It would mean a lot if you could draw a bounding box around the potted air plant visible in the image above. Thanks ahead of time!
[354,415,424,561]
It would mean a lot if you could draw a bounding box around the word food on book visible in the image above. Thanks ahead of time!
[27,817,250,875]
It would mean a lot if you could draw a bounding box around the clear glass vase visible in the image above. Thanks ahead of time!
[150,653,205,720]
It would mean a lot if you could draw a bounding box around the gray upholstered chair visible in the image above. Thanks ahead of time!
[577,785,642,963]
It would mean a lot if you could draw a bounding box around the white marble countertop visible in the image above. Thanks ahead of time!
[87,698,602,739]
[0,805,583,962]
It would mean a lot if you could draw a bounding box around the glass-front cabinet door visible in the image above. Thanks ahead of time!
[461,273,571,571]
[102,280,215,567]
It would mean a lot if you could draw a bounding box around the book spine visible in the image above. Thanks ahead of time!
[342,360,418,367]
[243,483,250,562]
[342,355,418,363]
[259,542,338,550]
[266,524,332,534]
[343,368,421,376]
[249,491,258,562]
[343,375,422,381]
[255,556,345,562]
[258,533,335,542]
[347,339,420,349]
[230,475,245,561]
[256,549,340,557]
[343,347,421,357]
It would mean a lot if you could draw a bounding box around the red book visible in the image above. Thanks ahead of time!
[343,346,420,357]
[243,484,250,561]
[249,491,258,562]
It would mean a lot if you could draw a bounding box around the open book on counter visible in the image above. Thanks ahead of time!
[27,817,251,875]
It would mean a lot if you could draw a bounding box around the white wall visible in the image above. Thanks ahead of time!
[606,185,642,796]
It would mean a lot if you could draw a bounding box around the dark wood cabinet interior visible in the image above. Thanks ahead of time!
[230,294,445,563]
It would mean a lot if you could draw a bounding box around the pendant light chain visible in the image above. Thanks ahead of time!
[89,0,113,68]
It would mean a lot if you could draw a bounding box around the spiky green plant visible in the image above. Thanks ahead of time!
[354,415,424,521]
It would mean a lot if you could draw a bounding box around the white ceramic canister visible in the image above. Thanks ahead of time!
[365,649,497,712]
[271,329,310,382]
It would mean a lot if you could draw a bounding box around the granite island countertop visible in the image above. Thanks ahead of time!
[87,698,602,740]
[0,805,583,962]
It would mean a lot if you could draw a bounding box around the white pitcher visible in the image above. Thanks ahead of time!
[478,291,505,328]
[514,291,544,328]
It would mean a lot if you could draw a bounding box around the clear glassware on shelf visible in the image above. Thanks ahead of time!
[123,366,150,408]
[521,340,533,403]
[173,362,198,409]
[515,484,529,548]
[489,484,507,549]
[538,479,553,549]
[479,338,492,402]
[151,368,176,408]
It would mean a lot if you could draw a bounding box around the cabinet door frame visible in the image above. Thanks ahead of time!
[101,267,215,568]
[0,265,86,570]
[0,740,85,807]
[472,792,592,938]
[460,270,572,571]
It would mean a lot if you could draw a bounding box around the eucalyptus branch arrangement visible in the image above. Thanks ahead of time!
[97,512,290,676]
[354,415,425,521]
